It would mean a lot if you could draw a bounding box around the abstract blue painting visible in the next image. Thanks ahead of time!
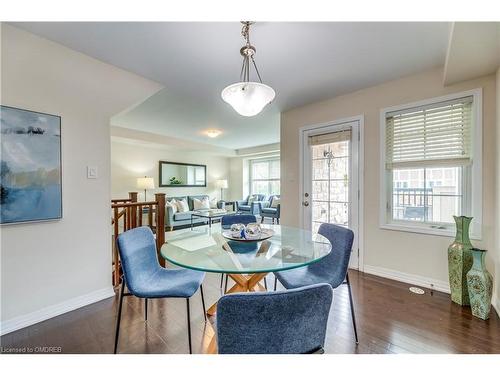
[1,106,62,224]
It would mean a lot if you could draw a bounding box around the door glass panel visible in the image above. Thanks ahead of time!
[310,135,351,233]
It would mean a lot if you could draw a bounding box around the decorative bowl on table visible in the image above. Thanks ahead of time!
[223,223,274,242]
[230,223,246,238]
[245,223,262,239]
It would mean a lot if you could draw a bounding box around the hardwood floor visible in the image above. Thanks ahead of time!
[1,270,499,354]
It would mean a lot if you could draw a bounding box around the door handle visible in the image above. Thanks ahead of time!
[302,201,309,207]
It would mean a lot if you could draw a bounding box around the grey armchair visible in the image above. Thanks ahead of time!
[235,194,266,215]
[260,195,280,224]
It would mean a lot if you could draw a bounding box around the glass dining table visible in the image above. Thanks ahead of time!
[160,224,331,316]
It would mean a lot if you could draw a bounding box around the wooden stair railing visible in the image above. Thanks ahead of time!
[111,192,166,287]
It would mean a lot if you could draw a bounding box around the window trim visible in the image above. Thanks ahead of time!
[249,156,281,196]
[379,89,482,239]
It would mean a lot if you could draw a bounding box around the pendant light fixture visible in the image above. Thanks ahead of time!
[221,21,275,117]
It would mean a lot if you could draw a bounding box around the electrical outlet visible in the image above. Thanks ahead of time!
[87,166,98,179]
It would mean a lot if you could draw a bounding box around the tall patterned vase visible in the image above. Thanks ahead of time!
[467,249,493,320]
[448,216,473,305]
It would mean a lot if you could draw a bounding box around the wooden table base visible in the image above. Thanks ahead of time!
[206,272,267,316]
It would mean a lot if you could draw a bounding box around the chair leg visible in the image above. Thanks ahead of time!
[200,285,207,322]
[220,274,224,289]
[144,298,148,321]
[346,273,359,344]
[264,277,268,290]
[186,298,192,354]
[113,280,125,354]
[224,274,228,294]
[273,276,277,291]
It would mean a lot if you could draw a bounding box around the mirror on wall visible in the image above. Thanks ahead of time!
[159,161,206,187]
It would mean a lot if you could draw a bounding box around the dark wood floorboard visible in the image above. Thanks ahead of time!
[1,270,499,354]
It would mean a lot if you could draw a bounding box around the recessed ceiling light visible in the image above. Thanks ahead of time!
[205,129,222,138]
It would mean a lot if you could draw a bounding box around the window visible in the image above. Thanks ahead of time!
[249,157,280,196]
[380,90,482,238]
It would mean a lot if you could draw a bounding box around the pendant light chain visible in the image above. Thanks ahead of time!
[238,22,263,84]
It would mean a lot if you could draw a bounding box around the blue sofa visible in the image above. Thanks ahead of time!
[165,195,224,231]
[235,194,266,215]
[260,195,280,224]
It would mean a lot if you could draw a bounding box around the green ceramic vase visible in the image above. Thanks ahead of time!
[448,216,473,305]
[466,249,493,320]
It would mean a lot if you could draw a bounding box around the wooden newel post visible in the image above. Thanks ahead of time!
[129,192,138,228]
[155,193,166,267]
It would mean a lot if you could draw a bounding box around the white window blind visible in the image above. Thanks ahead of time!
[308,129,351,146]
[386,96,473,169]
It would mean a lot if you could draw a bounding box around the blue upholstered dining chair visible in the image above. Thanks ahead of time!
[216,283,333,354]
[114,226,205,354]
[219,215,260,291]
[273,223,358,344]
[221,214,257,229]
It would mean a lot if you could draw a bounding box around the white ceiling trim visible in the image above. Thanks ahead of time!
[110,126,237,156]
[444,22,500,85]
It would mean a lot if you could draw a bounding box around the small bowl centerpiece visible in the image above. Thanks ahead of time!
[245,223,262,239]
[230,223,246,238]
[222,223,274,242]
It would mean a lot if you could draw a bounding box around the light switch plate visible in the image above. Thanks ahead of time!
[87,166,98,179]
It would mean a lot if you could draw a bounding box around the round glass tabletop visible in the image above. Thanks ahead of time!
[160,224,331,274]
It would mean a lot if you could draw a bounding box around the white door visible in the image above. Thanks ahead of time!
[300,120,361,269]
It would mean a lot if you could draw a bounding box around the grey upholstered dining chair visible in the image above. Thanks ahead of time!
[219,214,260,291]
[273,223,358,343]
[216,283,333,354]
[114,226,206,354]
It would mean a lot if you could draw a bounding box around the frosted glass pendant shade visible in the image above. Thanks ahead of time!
[221,81,275,117]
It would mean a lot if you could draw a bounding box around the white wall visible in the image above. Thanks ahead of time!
[111,139,230,201]
[281,68,497,300]
[0,24,162,333]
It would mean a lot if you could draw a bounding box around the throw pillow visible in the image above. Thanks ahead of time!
[271,196,280,208]
[193,197,210,210]
[247,195,258,205]
[166,199,177,214]
[209,197,218,209]
[176,198,190,213]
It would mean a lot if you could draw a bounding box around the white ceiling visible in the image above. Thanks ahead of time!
[13,22,450,150]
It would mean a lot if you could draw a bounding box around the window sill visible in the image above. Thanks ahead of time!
[380,223,455,238]
[380,222,482,240]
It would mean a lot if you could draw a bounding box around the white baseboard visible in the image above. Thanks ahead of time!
[364,265,500,319]
[363,265,451,294]
[0,287,115,336]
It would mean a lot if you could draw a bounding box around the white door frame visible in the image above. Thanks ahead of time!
[298,115,364,271]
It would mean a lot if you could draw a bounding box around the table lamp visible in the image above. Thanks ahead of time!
[137,176,155,201]
[215,179,228,201]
